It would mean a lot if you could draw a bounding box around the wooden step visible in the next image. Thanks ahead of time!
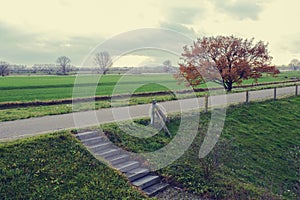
[115,161,140,172]
[107,154,130,166]
[76,131,99,140]
[126,167,150,181]
[96,148,120,158]
[82,136,106,146]
[89,142,112,153]
[78,132,169,196]
[143,182,169,196]
[132,175,160,189]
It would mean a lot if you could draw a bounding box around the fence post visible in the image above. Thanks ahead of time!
[274,87,277,101]
[245,90,249,104]
[296,84,298,96]
[204,94,208,113]
[150,99,156,125]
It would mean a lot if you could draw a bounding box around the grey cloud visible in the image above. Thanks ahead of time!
[211,0,265,20]
[0,24,195,67]
[81,28,194,67]
[159,22,198,39]
[0,23,103,65]
[289,40,300,54]
[58,0,72,7]
[166,7,204,25]
[91,28,193,55]
[279,36,300,55]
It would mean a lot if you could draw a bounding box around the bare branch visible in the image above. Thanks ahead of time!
[94,51,112,75]
[56,56,71,75]
[0,61,10,76]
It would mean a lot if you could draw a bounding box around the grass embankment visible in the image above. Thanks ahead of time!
[100,96,300,199]
[0,97,299,199]
[0,71,300,122]
[0,132,150,199]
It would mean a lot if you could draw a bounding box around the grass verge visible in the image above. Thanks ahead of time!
[100,96,300,199]
[0,132,151,199]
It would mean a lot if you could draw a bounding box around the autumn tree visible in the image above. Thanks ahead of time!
[94,51,112,75]
[0,61,10,76]
[176,36,279,92]
[56,56,71,75]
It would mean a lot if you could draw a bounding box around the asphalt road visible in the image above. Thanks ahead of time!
[0,85,297,141]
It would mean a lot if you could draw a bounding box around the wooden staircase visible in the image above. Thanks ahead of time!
[75,131,169,196]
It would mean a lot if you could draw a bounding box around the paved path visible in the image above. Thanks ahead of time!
[0,85,297,141]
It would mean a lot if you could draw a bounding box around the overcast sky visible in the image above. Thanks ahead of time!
[0,0,299,67]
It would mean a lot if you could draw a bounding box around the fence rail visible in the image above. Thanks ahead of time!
[204,84,299,112]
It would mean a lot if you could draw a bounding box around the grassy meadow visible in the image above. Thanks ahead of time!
[100,96,300,199]
[1,96,299,199]
[0,74,177,103]
[0,71,299,122]
[0,71,299,103]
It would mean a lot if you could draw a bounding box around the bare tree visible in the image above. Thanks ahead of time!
[0,61,10,76]
[163,60,172,73]
[289,58,300,71]
[94,51,112,75]
[56,56,71,75]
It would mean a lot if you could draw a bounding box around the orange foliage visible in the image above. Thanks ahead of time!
[176,36,279,92]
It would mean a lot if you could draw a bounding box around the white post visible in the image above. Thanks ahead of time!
[150,99,171,137]
[150,99,156,125]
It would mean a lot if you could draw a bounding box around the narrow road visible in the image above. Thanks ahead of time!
[0,85,297,141]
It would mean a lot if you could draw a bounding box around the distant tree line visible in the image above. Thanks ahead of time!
[0,52,177,77]
[5,64,78,75]
[0,62,178,76]
[0,52,178,76]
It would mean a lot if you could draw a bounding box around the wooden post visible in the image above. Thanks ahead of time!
[156,107,168,122]
[245,90,249,104]
[150,99,171,137]
[150,99,156,125]
[274,87,277,101]
[204,94,208,113]
[296,84,298,96]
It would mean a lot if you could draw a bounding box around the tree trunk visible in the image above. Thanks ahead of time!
[222,79,228,90]
[227,82,233,92]
[62,65,66,75]
[223,80,233,92]
[103,68,109,75]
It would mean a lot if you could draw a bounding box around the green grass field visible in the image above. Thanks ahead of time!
[100,96,300,199]
[0,132,150,199]
[1,71,299,103]
[0,74,179,103]
[0,95,299,199]
[0,71,299,122]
